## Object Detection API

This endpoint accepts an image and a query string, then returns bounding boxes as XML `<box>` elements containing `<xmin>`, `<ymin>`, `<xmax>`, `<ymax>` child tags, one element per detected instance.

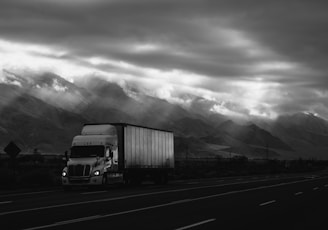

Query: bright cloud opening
<box><xmin>0</xmin><ymin>39</ymin><xmax>96</xmax><ymax>79</ymax></box>
<box><xmin>210</xmin><ymin>103</ymin><xmax>245</xmax><ymax>118</ymax></box>
<box><xmin>132</xmin><ymin>43</ymin><xmax>161</xmax><ymax>53</ymax></box>
<box><xmin>254</xmin><ymin>61</ymin><xmax>295</xmax><ymax>72</ymax></box>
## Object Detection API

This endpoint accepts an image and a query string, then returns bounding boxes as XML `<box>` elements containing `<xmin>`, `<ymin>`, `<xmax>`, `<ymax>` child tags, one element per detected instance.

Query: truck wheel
<box><xmin>130</xmin><ymin>173</ymin><xmax>142</xmax><ymax>185</ymax></box>
<box><xmin>131</xmin><ymin>177</ymin><xmax>142</xmax><ymax>185</ymax></box>
<box><xmin>154</xmin><ymin>174</ymin><xmax>161</xmax><ymax>185</ymax></box>
<box><xmin>154</xmin><ymin>172</ymin><xmax>168</xmax><ymax>185</ymax></box>
<box><xmin>123</xmin><ymin>173</ymin><xmax>132</xmax><ymax>185</ymax></box>
<box><xmin>63</xmin><ymin>185</ymin><xmax>71</xmax><ymax>191</ymax></box>
<box><xmin>123</xmin><ymin>176</ymin><xmax>130</xmax><ymax>185</ymax></box>
<box><xmin>162</xmin><ymin>173</ymin><xmax>168</xmax><ymax>185</ymax></box>
<box><xmin>102</xmin><ymin>174</ymin><xmax>108</xmax><ymax>188</ymax></box>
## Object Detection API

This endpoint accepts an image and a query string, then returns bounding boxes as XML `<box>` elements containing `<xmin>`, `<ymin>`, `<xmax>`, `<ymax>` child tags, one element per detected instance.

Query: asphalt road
<box><xmin>1</xmin><ymin>173</ymin><xmax>328</xmax><ymax>230</ymax></box>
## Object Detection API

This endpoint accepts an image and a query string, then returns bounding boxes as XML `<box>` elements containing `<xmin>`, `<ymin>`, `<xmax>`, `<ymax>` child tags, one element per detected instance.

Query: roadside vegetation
<box><xmin>0</xmin><ymin>153</ymin><xmax>65</xmax><ymax>189</ymax></box>
<box><xmin>174</xmin><ymin>156</ymin><xmax>328</xmax><ymax>180</ymax></box>
<box><xmin>1</xmin><ymin>153</ymin><xmax>328</xmax><ymax>189</ymax></box>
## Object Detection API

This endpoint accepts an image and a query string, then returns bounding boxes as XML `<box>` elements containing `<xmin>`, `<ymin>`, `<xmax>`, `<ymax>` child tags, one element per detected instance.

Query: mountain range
<box><xmin>1</xmin><ymin>70</ymin><xmax>328</xmax><ymax>160</ymax></box>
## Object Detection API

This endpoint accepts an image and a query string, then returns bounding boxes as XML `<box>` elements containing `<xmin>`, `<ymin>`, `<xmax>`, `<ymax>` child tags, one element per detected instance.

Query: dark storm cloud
<box><xmin>0</xmin><ymin>1</ymin><xmax>324</xmax><ymax>69</ymax></box>
<box><xmin>0</xmin><ymin>0</ymin><xmax>264</xmax><ymax>76</ymax></box>
<box><xmin>228</xmin><ymin>1</ymin><xmax>328</xmax><ymax>65</ymax></box>
<box><xmin>1</xmin><ymin>0</ymin><xmax>328</xmax><ymax>119</ymax></box>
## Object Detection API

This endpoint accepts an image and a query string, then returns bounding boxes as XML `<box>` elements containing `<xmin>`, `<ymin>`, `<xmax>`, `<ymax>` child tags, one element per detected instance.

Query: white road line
<box><xmin>24</xmin><ymin>216</ymin><xmax>102</xmax><ymax>230</ymax></box>
<box><xmin>2</xmin><ymin>176</ymin><xmax>326</xmax><ymax>217</ymax></box>
<box><xmin>22</xmin><ymin>179</ymin><xmax>324</xmax><ymax>229</ymax></box>
<box><xmin>169</xmin><ymin>199</ymin><xmax>192</xmax><ymax>205</ymax></box>
<box><xmin>313</xmin><ymin>187</ymin><xmax>319</xmax><ymax>190</ymax></box>
<box><xmin>0</xmin><ymin>201</ymin><xmax>12</xmax><ymax>204</ymax></box>
<box><xmin>55</xmin><ymin>215</ymin><xmax>101</xmax><ymax>225</ymax></box>
<box><xmin>175</xmin><ymin>218</ymin><xmax>216</xmax><ymax>230</ymax></box>
<box><xmin>294</xmin><ymin>192</ymin><xmax>303</xmax><ymax>196</ymax></box>
<box><xmin>0</xmin><ymin>190</ymin><xmax>57</xmax><ymax>198</ymax></box>
<box><xmin>81</xmin><ymin>191</ymin><xmax>107</xmax><ymax>195</ymax></box>
<box><xmin>186</xmin><ymin>182</ymin><xmax>199</xmax><ymax>185</ymax></box>
<box><xmin>25</xmin><ymin>201</ymin><xmax>217</xmax><ymax>230</ymax></box>
<box><xmin>259</xmin><ymin>200</ymin><xmax>276</xmax><ymax>206</ymax></box>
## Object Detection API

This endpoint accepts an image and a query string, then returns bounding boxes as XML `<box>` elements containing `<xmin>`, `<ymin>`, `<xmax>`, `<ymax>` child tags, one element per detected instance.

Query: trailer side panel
<box><xmin>123</xmin><ymin>125</ymin><xmax>174</xmax><ymax>169</ymax></box>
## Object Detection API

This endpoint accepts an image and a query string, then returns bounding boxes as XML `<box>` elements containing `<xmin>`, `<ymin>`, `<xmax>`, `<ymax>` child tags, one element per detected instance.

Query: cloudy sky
<box><xmin>1</xmin><ymin>0</ymin><xmax>328</xmax><ymax>120</ymax></box>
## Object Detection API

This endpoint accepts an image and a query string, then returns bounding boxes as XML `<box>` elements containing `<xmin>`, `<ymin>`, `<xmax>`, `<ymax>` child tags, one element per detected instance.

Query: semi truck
<box><xmin>61</xmin><ymin>123</ymin><xmax>174</xmax><ymax>189</ymax></box>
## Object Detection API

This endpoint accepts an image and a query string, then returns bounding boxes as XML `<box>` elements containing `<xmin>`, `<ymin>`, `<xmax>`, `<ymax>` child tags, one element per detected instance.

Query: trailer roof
<box><xmin>83</xmin><ymin>123</ymin><xmax>173</xmax><ymax>133</ymax></box>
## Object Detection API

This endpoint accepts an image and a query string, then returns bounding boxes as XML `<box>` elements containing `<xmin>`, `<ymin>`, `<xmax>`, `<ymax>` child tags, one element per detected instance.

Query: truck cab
<box><xmin>61</xmin><ymin>124</ymin><xmax>122</xmax><ymax>189</ymax></box>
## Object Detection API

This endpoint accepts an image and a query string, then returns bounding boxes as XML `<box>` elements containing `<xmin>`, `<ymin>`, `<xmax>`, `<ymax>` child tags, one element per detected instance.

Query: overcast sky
<box><xmin>1</xmin><ymin>0</ymin><xmax>328</xmax><ymax>120</ymax></box>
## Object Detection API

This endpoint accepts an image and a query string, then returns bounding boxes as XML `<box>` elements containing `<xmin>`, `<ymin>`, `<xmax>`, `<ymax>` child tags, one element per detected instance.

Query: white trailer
<box><xmin>62</xmin><ymin>123</ymin><xmax>174</xmax><ymax>188</ymax></box>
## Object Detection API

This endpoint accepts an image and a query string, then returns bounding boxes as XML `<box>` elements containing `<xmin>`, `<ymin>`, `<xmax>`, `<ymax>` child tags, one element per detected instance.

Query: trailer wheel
<box><xmin>154</xmin><ymin>174</ymin><xmax>161</xmax><ymax>185</ymax></box>
<box><xmin>154</xmin><ymin>172</ymin><xmax>168</xmax><ymax>185</ymax></box>
<box><xmin>162</xmin><ymin>172</ymin><xmax>168</xmax><ymax>185</ymax></box>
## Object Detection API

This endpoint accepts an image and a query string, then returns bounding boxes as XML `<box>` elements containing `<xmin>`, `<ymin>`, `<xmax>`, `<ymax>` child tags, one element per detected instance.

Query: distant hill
<box><xmin>0</xmin><ymin>85</ymin><xmax>89</xmax><ymax>153</ymax></box>
<box><xmin>267</xmin><ymin>113</ymin><xmax>328</xmax><ymax>159</ymax></box>
<box><xmin>1</xmin><ymin>70</ymin><xmax>328</xmax><ymax>159</ymax></box>
<box><xmin>201</xmin><ymin>120</ymin><xmax>292</xmax><ymax>159</ymax></box>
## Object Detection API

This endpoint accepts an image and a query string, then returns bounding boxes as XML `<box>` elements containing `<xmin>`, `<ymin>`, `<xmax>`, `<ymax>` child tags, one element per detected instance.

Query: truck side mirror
<box><xmin>64</xmin><ymin>151</ymin><xmax>69</xmax><ymax>162</ymax></box>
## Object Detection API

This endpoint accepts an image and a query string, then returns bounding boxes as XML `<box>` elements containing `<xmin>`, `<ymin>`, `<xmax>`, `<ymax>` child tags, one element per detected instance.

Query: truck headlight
<box><xmin>62</xmin><ymin>171</ymin><xmax>67</xmax><ymax>177</ymax></box>
<box><xmin>93</xmin><ymin>170</ymin><xmax>100</xmax><ymax>176</ymax></box>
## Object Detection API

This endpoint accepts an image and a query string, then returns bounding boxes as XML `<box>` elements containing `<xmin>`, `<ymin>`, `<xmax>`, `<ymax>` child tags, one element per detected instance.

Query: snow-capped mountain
<box><xmin>1</xmin><ymin>70</ymin><xmax>327</xmax><ymax>159</ymax></box>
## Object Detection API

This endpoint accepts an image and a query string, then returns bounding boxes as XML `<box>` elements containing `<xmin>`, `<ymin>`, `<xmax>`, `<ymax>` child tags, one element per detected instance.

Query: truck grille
<box><xmin>68</xmin><ymin>165</ymin><xmax>91</xmax><ymax>177</ymax></box>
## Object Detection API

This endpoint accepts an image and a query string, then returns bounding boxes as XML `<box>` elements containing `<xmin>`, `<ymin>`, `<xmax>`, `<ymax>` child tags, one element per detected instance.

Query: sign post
<box><xmin>4</xmin><ymin>141</ymin><xmax>21</xmax><ymax>179</ymax></box>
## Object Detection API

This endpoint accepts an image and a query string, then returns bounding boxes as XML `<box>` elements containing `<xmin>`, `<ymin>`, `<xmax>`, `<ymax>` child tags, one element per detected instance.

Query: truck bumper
<box><xmin>62</xmin><ymin>172</ymin><xmax>123</xmax><ymax>186</ymax></box>
<box><xmin>62</xmin><ymin>175</ymin><xmax>103</xmax><ymax>186</ymax></box>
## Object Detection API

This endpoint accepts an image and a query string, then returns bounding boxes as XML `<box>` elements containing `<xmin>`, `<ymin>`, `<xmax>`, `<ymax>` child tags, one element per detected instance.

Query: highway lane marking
<box><xmin>313</xmin><ymin>187</ymin><xmax>319</xmax><ymax>190</ymax></box>
<box><xmin>55</xmin><ymin>215</ymin><xmax>102</xmax><ymax>225</ymax></box>
<box><xmin>259</xmin><ymin>200</ymin><xmax>276</xmax><ymax>206</ymax></box>
<box><xmin>81</xmin><ymin>191</ymin><xmax>107</xmax><ymax>195</ymax></box>
<box><xmin>175</xmin><ymin>218</ymin><xmax>216</xmax><ymax>230</ymax></box>
<box><xmin>294</xmin><ymin>192</ymin><xmax>303</xmax><ymax>196</ymax></box>
<box><xmin>2</xmin><ymin>176</ymin><xmax>327</xmax><ymax>217</ymax></box>
<box><xmin>0</xmin><ymin>201</ymin><xmax>12</xmax><ymax>204</ymax></box>
<box><xmin>186</xmin><ymin>182</ymin><xmax>199</xmax><ymax>185</ymax></box>
<box><xmin>25</xmin><ymin>201</ymin><xmax>217</xmax><ymax>230</ymax></box>
<box><xmin>24</xmin><ymin>215</ymin><xmax>102</xmax><ymax>230</ymax></box>
<box><xmin>0</xmin><ymin>190</ymin><xmax>57</xmax><ymax>198</ymax></box>
<box><xmin>169</xmin><ymin>199</ymin><xmax>192</xmax><ymax>205</ymax></box>
<box><xmin>21</xmin><ymin>177</ymin><xmax>328</xmax><ymax>230</ymax></box>
<box><xmin>22</xmin><ymin>181</ymin><xmax>296</xmax><ymax>229</ymax></box>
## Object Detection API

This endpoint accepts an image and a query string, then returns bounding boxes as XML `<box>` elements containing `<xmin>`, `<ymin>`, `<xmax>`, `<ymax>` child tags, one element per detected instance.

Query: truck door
<box><xmin>105</xmin><ymin>146</ymin><xmax>118</xmax><ymax>171</ymax></box>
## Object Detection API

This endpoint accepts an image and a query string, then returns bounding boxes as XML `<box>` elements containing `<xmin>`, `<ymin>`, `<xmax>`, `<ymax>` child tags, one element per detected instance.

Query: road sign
<box><xmin>4</xmin><ymin>141</ymin><xmax>21</xmax><ymax>158</ymax></box>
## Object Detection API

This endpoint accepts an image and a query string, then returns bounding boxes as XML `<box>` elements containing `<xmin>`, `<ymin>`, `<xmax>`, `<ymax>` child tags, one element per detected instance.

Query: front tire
<box><xmin>102</xmin><ymin>173</ymin><xmax>108</xmax><ymax>188</ymax></box>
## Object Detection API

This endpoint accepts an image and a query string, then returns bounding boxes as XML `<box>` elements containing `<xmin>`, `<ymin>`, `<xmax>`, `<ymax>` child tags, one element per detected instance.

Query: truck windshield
<box><xmin>70</xmin><ymin>146</ymin><xmax>105</xmax><ymax>158</ymax></box>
